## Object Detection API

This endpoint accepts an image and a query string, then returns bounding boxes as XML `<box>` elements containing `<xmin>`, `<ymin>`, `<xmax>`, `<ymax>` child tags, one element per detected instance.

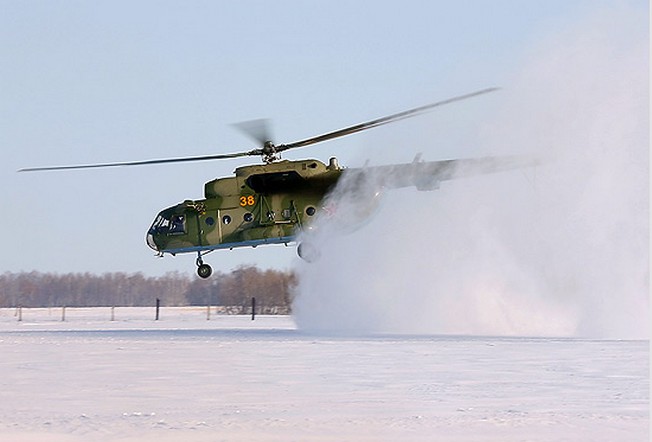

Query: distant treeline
<box><xmin>0</xmin><ymin>266</ymin><xmax>296</xmax><ymax>309</ymax></box>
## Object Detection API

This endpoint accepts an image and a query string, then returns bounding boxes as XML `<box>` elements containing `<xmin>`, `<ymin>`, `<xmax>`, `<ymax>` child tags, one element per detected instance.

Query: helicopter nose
<box><xmin>146</xmin><ymin>231</ymin><xmax>159</xmax><ymax>252</ymax></box>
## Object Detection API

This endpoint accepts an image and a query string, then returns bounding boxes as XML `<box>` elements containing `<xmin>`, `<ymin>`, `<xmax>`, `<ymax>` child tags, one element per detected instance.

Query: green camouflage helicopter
<box><xmin>21</xmin><ymin>88</ymin><xmax>535</xmax><ymax>278</ymax></box>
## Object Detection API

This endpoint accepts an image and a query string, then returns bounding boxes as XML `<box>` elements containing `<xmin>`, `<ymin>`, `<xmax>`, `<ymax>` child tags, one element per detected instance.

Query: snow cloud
<box><xmin>292</xmin><ymin>7</ymin><xmax>649</xmax><ymax>339</ymax></box>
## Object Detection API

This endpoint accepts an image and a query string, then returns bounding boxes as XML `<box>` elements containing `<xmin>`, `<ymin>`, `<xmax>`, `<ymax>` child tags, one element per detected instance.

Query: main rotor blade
<box><xmin>277</xmin><ymin>87</ymin><xmax>499</xmax><ymax>152</ymax></box>
<box><xmin>18</xmin><ymin>150</ymin><xmax>261</xmax><ymax>172</ymax></box>
<box><xmin>232</xmin><ymin>118</ymin><xmax>273</xmax><ymax>146</ymax></box>
<box><xmin>19</xmin><ymin>87</ymin><xmax>500</xmax><ymax>172</ymax></box>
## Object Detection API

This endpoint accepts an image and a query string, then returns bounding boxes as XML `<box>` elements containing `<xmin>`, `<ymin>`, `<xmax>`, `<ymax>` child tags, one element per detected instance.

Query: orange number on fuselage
<box><xmin>239</xmin><ymin>195</ymin><xmax>255</xmax><ymax>207</ymax></box>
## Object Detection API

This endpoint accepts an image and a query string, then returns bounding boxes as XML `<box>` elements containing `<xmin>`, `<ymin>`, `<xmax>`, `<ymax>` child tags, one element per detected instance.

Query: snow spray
<box><xmin>292</xmin><ymin>8</ymin><xmax>648</xmax><ymax>338</ymax></box>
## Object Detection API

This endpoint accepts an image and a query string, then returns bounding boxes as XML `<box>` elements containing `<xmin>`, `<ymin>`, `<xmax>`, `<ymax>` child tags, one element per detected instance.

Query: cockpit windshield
<box><xmin>148</xmin><ymin>213</ymin><xmax>187</xmax><ymax>235</ymax></box>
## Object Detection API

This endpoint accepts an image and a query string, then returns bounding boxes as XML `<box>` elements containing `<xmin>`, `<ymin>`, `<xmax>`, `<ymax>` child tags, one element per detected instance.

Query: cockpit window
<box><xmin>169</xmin><ymin>215</ymin><xmax>186</xmax><ymax>234</ymax></box>
<box><xmin>149</xmin><ymin>214</ymin><xmax>187</xmax><ymax>235</ymax></box>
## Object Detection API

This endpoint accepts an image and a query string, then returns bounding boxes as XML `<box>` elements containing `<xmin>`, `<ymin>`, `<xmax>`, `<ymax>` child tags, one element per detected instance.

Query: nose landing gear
<box><xmin>196</xmin><ymin>254</ymin><xmax>213</xmax><ymax>279</ymax></box>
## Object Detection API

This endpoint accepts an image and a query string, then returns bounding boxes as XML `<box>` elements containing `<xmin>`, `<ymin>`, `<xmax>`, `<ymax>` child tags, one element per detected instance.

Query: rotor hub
<box><xmin>262</xmin><ymin>141</ymin><xmax>279</xmax><ymax>163</ymax></box>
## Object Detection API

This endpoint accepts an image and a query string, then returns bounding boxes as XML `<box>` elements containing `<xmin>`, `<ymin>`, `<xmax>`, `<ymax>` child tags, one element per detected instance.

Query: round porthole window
<box><xmin>222</xmin><ymin>215</ymin><xmax>231</xmax><ymax>225</ymax></box>
<box><xmin>306</xmin><ymin>206</ymin><xmax>316</xmax><ymax>216</ymax></box>
<box><xmin>244</xmin><ymin>212</ymin><xmax>254</xmax><ymax>222</ymax></box>
<box><xmin>205</xmin><ymin>217</ymin><xmax>215</xmax><ymax>226</ymax></box>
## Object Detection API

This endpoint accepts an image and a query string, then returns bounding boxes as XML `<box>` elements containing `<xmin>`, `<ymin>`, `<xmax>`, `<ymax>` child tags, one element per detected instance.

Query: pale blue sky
<box><xmin>0</xmin><ymin>0</ymin><xmax>646</xmax><ymax>276</ymax></box>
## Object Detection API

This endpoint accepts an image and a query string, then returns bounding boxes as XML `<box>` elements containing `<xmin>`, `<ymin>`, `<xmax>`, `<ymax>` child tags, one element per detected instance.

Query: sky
<box><xmin>0</xmin><ymin>0</ymin><xmax>648</xmax><ymax>277</ymax></box>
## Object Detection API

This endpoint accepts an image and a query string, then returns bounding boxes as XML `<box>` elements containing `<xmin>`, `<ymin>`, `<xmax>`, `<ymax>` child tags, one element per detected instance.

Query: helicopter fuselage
<box><xmin>146</xmin><ymin>158</ymin><xmax>342</xmax><ymax>259</ymax></box>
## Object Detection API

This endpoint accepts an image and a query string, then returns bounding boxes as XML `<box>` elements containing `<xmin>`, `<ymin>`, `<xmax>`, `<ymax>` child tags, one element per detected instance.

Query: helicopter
<box><xmin>20</xmin><ymin>88</ymin><xmax>536</xmax><ymax>278</ymax></box>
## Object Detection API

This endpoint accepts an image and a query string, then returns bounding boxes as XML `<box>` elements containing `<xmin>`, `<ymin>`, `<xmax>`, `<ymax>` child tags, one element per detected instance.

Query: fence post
<box><xmin>111</xmin><ymin>306</ymin><xmax>115</xmax><ymax>321</ymax></box>
<box><xmin>17</xmin><ymin>306</ymin><xmax>22</xmax><ymax>322</ymax></box>
<box><xmin>251</xmin><ymin>297</ymin><xmax>256</xmax><ymax>321</ymax></box>
<box><xmin>61</xmin><ymin>306</ymin><xmax>66</xmax><ymax>322</ymax></box>
<box><xmin>155</xmin><ymin>298</ymin><xmax>160</xmax><ymax>320</ymax></box>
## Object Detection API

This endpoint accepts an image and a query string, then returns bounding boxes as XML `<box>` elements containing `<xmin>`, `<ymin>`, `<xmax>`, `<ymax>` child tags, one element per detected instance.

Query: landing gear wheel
<box><xmin>297</xmin><ymin>242</ymin><xmax>320</xmax><ymax>263</ymax></box>
<box><xmin>197</xmin><ymin>263</ymin><xmax>213</xmax><ymax>279</ymax></box>
<box><xmin>196</xmin><ymin>254</ymin><xmax>213</xmax><ymax>279</ymax></box>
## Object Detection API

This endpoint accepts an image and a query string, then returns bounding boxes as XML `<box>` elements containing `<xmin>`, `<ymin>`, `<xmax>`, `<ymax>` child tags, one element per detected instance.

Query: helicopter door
<box><xmin>182</xmin><ymin>211</ymin><xmax>202</xmax><ymax>247</ymax></box>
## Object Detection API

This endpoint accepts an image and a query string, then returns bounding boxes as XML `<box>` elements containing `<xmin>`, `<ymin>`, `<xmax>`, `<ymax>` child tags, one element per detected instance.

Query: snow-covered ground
<box><xmin>0</xmin><ymin>308</ymin><xmax>648</xmax><ymax>441</ymax></box>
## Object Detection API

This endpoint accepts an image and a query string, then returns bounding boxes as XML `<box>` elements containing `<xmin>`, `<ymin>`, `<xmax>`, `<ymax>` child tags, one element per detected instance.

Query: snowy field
<box><xmin>0</xmin><ymin>307</ymin><xmax>648</xmax><ymax>442</ymax></box>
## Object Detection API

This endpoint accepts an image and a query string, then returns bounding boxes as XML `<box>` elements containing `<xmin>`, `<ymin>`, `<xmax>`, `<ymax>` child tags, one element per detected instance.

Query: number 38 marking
<box><xmin>239</xmin><ymin>195</ymin><xmax>255</xmax><ymax>207</ymax></box>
